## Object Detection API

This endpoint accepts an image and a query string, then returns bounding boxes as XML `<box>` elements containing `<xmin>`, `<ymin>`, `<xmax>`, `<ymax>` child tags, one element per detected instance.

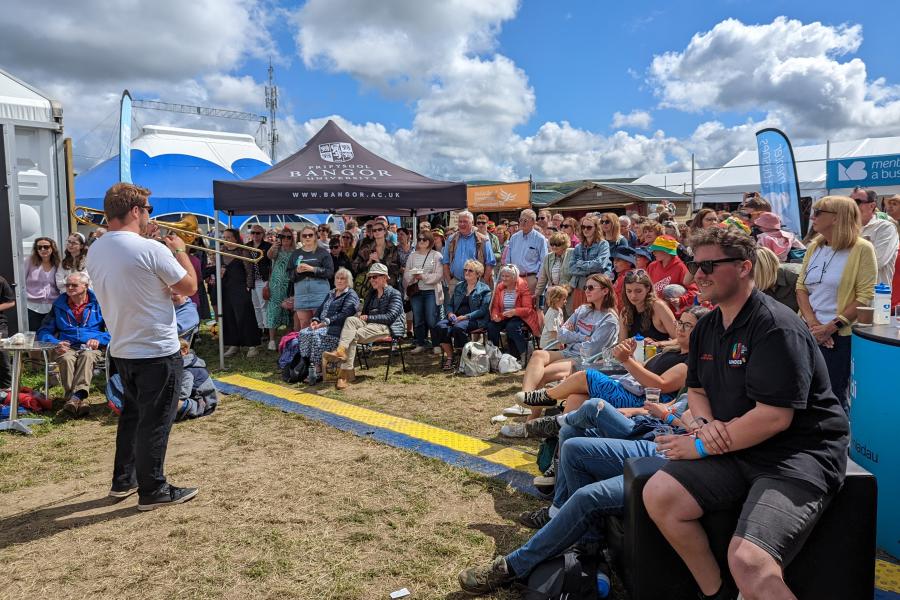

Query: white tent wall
<box><xmin>692</xmin><ymin>135</ymin><xmax>900</xmax><ymax>205</ymax></box>
<box><xmin>0</xmin><ymin>69</ymin><xmax>68</xmax><ymax>334</ymax></box>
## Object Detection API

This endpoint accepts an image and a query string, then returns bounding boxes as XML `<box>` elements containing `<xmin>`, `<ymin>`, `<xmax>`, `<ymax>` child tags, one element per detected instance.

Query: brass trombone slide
<box><xmin>72</xmin><ymin>205</ymin><xmax>264</xmax><ymax>263</ymax></box>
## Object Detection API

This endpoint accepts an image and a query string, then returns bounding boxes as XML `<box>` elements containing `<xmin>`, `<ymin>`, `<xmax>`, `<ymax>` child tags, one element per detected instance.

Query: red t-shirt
<box><xmin>68</xmin><ymin>296</ymin><xmax>90</xmax><ymax>324</ymax></box>
<box><xmin>647</xmin><ymin>256</ymin><xmax>689</xmax><ymax>293</ymax></box>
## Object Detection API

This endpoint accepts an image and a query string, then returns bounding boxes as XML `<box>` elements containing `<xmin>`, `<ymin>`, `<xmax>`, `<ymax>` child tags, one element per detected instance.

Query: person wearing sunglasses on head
<box><xmin>796</xmin><ymin>196</ymin><xmax>876</xmax><ymax>412</ymax></box>
<box><xmin>851</xmin><ymin>187</ymin><xmax>898</xmax><ymax>286</ymax></box>
<box><xmin>87</xmin><ymin>182</ymin><xmax>199</xmax><ymax>510</ymax></box>
<box><xmin>36</xmin><ymin>272</ymin><xmax>109</xmax><ymax>417</ymax></box>
<box><xmin>264</xmin><ymin>227</ymin><xmax>296</xmax><ymax>349</ymax></box>
<box><xmin>24</xmin><ymin>236</ymin><xmax>61</xmax><ymax>331</ymax></box>
<box><xmin>642</xmin><ymin>225</ymin><xmax>850</xmax><ymax>600</ymax></box>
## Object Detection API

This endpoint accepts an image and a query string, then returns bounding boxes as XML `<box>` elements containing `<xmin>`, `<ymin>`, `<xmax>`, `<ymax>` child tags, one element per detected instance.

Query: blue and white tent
<box><xmin>75</xmin><ymin>124</ymin><xmax>328</xmax><ymax>228</ymax></box>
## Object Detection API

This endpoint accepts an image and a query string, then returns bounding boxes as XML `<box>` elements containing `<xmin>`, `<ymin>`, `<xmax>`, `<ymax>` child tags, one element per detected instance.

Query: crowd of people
<box><xmin>2</xmin><ymin>183</ymin><xmax>898</xmax><ymax>597</ymax></box>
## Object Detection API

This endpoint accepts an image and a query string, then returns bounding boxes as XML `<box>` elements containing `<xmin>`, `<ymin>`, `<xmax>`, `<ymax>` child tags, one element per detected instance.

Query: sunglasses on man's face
<box><xmin>136</xmin><ymin>204</ymin><xmax>153</xmax><ymax>215</ymax></box>
<box><xmin>251</xmin><ymin>230</ymin><xmax>264</xmax><ymax>235</ymax></box>
<box><xmin>64</xmin><ymin>283</ymin><xmax>83</xmax><ymax>288</ymax></box>
<box><xmin>476</xmin><ymin>220</ymin><xmax>488</xmax><ymax>225</ymax></box>
<box><xmin>686</xmin><ymin>257</ymin><xmax>743</xmax><ymax>276</ymax></box>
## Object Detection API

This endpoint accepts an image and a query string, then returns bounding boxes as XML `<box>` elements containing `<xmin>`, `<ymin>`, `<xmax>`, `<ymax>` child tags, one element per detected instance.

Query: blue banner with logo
<box><xmin>826</xmin><ymin>153</ymin><xmax>900</xmax><ymax>189</ymax></box>
<box><xmin>119</xmin><ymin>90</ymin><xmax>132</xmax><ymax>183</ymax></box>
<box><xmin>755</xmin><ymin>128</ymin><xmax>802</xmax><ymax>234</ymax></box>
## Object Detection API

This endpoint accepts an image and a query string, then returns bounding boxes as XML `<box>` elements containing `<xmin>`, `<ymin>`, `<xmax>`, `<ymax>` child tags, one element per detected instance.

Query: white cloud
<box><xmin>648</xmin><ymin>16</ymin><xmax>900</xmax><ymax>140</ymax></box>
<box><xmin>611</xmin><ymin>110</ymin><xmax>653</xmax><ymax>130</ymax></box>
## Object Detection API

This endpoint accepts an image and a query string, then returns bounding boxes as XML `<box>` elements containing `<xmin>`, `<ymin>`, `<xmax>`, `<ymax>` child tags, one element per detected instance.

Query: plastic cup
<box><xmin>644</xmin><ymin>387</ymin><xmax>661</xmax><ymax>403</ymax></box>
<box><xmin>23</xmin><ymin>331</ymin><xmax>36</xmax><ymax>347</ymax></box>
<box><xmin>857</xmin><ymin>307</ymin><xmax>874</xmax><ymax>326</ymax></box>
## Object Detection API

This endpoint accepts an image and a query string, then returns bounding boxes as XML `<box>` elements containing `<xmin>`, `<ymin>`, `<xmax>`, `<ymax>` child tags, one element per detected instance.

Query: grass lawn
<box><xmin>0</xmin><ymin>336</ymin><xmax>628</xmax><ymax>599</ymax></box>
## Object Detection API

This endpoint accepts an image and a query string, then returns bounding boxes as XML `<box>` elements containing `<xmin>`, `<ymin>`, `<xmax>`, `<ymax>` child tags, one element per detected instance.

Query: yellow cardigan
<box><xmin>796</xmin><ymin>236</ymin><xmax>877</xmax><ymax>336</ymax></box>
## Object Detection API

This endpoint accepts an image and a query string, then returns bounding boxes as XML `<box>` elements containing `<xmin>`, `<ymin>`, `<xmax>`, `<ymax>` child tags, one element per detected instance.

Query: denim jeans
<box><xmin>434</xmin><ymin>318</ymin><xmax>476</xmax><ymax>348</ymax></box>
<box><xmin>112</xmin><ymin>352</ymin><xmax>183</xmax><ymax>496</ymax></box>
<box><xmin>409</xmin><ymin>290</ymin><xmax>439</xmax><ymax>347</ymax></box>
<box><xmin>819</xmin><ymin>334</ymin><xmax>851</xmax><ymax>413</ymax></box>
<box><xmin>505</xmin><ymin>436</ymin><xmax>660</xmax><ymax>577</ymax></box>
<box><xmin>487</xmin><ymin>317</ymin><xmax>528</xmax><ymax>358</ymax></box>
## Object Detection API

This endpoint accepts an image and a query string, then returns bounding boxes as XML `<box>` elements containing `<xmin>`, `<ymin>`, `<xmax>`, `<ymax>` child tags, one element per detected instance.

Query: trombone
<box><xmin>72</xmin><ymin>205</ymin><xmax>264</xmax><ymax>263</ymax></box>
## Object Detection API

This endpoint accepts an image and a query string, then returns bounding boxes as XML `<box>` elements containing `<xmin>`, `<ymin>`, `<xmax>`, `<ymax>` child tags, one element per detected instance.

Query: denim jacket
<box><xmin>568</xmin><ymin>240</ymin><xmax>612</xmax><ymax>288</ymax></box>
<box><xmin>447</xmin><ymin>280</ymin><xmax>492</xmax><ymax>329</ymax></box>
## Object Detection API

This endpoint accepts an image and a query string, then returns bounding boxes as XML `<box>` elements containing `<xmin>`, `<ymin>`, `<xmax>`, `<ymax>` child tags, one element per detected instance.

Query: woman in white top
<box><xmin>796</xmin><ymin>195</ymin><xmax>877</xmax><ymax>411</ymax></box>
<box><xmin>56</xmin><ymin>232</ymin><xmax>89</xmax><ymax>293</ymax></box>
<box><xmin>403</xmin><ymin>230</ymin><xmax>444</xmax><ymax>353</ymax></box>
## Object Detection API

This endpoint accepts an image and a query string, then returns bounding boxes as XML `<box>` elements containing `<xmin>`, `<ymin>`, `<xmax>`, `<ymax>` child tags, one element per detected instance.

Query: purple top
<box><xmin>24</xmin><ymin>261</ymin><xmax>59</xmax><ymax>305</ymax></box>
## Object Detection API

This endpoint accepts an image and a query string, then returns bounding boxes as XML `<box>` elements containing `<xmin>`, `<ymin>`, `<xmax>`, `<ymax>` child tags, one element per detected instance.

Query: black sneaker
<box><xmin>525</xmin><ymin>414</ymin><xmax>562</xmax><ymax>438</ymax></box>
<box><xmin>514</xmin><ymin>388</ymin><xmax>556</xmax><ymax>407</ymax></box>
<box><xmin>108</xmin><ymin>485</ymin><xmax>138</xmax><ymax>499</ymax></box>
<box><xmin>458</xmin><ymin>556</ymin><xmax>515</xmax><ymax>595</ymax></box>
<box><xmin>518</xmin><ymin>506</ymin><xmax>552</xmax><ymax>529</ymax></box>
<box><xmin>137</xmin><ymin>485</ymin><xmax>199</xmax><ymax>511</ymax></box>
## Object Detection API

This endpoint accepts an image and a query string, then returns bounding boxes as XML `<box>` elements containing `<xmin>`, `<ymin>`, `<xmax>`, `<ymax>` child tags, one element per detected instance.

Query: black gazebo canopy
<box><xmin>213</xmin><ymin>119</ymin><xmax>466</xmax><ymax>216</ymax></box>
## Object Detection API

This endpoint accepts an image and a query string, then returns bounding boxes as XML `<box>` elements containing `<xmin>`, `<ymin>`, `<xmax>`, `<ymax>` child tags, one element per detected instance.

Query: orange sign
<box><xmin>466</xmin><ymin>181</ymin><xmax>531</xmax><ymax>211</ymax></box>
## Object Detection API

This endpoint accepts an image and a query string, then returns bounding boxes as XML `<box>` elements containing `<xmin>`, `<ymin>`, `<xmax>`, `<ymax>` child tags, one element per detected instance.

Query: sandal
<box><xmin>442</xmin><ymin>356</ymin><xmax>454</xmax><ymax>371</ymax></box>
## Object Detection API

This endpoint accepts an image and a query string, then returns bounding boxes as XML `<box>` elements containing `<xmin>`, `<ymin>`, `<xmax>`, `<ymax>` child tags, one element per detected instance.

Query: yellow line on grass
<box><xmin>219</xmin><ymin>374</ymin><xmax>541</xmax><ymax>476</ymax></box>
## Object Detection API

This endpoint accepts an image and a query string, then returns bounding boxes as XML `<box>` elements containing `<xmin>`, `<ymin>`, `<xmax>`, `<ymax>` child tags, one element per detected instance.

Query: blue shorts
<box><xmin>584</xmin><ymin>370</ymin><xmax>645</xmax><ymax>408</ymax></box>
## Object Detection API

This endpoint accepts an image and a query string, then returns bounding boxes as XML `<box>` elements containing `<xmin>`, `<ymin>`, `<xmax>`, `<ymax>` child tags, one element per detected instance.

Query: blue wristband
<box><xmin>694</xmin><ymin>436</ymin><xmax>708</xmax><ymax>458</ymax></box>
<box><xmin>665</xmin><ymin>413</ymin><xmax>676</xmax><ymax>425</ymax></box>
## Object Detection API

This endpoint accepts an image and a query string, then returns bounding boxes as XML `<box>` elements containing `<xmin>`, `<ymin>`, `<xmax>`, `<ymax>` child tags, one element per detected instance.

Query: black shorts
<box><xmin>662</xmin><ymin>455</ymin><xmax>833</xmax><ymax>565</ymax></box>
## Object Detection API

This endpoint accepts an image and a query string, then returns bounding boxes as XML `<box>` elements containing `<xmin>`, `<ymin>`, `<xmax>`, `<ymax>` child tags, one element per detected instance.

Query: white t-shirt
<box><xmin>804</xmin><ymin>245</ymin><xmax>850</xmax><ymax>324</ymax></box>
<box><xmin>540</xmin><ymin>306</ymin><xmax>564</xmax><ymax>349</ymax></box>
<box><xmin>87</xmin><ymin>231</ymin><xmax>187</xmax><ymax>359</ymax></box>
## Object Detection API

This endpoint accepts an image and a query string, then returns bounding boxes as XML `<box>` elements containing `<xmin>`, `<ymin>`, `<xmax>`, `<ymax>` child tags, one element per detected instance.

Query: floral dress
<box><xmin>266</xmin><ymin>250</ymin><xmax>293</xmax><ymax>329</ymax></box>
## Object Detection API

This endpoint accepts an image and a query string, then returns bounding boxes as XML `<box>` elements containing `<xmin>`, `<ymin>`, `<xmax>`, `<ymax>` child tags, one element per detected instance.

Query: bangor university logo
<box><xmin>319</xmin><ymin>142</ymin><xmax>354</xmax><ymax>163</ymax></box>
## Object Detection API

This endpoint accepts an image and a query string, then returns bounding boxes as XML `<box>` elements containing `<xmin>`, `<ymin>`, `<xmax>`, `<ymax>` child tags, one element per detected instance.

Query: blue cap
<box><xmin>611</xmin><ymin>246</ymin><xmax>637</xmax><ymax>266</ymax></box>
<box><xmin>634</xmin><ymin>246</ymin><xmax>653</xmax><ymax>262</ymax></box>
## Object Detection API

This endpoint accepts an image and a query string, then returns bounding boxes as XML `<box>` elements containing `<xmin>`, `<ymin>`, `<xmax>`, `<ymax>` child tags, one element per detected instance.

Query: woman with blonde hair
<box><xmin>796</xmin><ymin>195</ymin><xmax>877</xmax><ymax>411</ymax></box>
<box><xmin>567</xmin><ymin>214</ymin><xmax>611</xmax><ymax>307</ymax></box>
<box><xmin>598</xmin><ymin>212</ymin><xmax>626</xmax><ymax>254</ymax></box>
<box><xmin>754</xmin><ymin>246</ymin><xmax>801</xmax><ymax>312</ymax></box>
<box><xmin>535</xmin><ymin>231</ymin><xmax>573</xmax><ymax>307</ymax></box>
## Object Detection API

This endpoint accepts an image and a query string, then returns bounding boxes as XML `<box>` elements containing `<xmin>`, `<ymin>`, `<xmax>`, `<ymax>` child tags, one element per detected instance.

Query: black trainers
<box><xmin>514</xmin><ymin>388</ymin><xmax>555</xmax><ymax>407</ymax></box>
<box><xmin>458</xmin><ymin>556</ymin><xmax>515</xmax><ymax>595</ymax></box>
<box><xmin>137</xmin><ymin>485</ymin><xmax>199</xmax><ymax>511</ymax></box>
<box><xmin>525</xmin><ymin>414</ymin><xmax>562</xmax><ymax>438</ymax></box>
<box><xmin>108</xmin><ymin>485</ymin><xmax>138</xmax><ymax>499</ymax></box>
<box><xmin>518</xmin><ymin>506</ymin><xmax>552</xmax><ymax>530</ymax></box>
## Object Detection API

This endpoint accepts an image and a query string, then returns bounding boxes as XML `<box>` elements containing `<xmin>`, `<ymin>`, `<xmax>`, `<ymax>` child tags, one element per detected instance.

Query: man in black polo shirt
<box><xmin>643</xmin><ymin>227</ymin><xmax>849</xmax><ymax>600</ymax></box>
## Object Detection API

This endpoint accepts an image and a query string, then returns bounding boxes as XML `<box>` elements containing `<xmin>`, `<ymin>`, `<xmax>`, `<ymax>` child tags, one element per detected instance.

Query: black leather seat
<box><xmin>606</xmin><ymin>457</ymin><xmax>877</xmax><ymax>600</ymax></box>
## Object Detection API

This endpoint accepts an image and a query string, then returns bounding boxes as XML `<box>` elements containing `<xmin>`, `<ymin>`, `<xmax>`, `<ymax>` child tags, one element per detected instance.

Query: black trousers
<box><xmin>819</xmin><ymin>333</ymin><xmax>851</xmax><ymax>413</ymax></box>
<box><xmin>111</xmin><ymin>352</ymin><xmax>182</xmax><ymax>495</ymax></box>
<box><xmin>0</xmin><ymin>326</ymin><xmax>10</xmax><ymax>390</ymax></box>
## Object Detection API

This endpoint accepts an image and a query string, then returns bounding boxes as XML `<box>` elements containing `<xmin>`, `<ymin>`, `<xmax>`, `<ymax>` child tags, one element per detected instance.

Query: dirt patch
<box><xmin>0</xmin><ymin>396</ymin><xmax>543</xmax><ymax>599</ymax></box>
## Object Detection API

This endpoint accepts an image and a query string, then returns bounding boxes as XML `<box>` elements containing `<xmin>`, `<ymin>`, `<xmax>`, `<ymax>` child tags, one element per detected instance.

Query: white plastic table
<box><xmin>1</xmin><ymin>340</ymin><xmax>55</xmax><ymax>435</ymax></box>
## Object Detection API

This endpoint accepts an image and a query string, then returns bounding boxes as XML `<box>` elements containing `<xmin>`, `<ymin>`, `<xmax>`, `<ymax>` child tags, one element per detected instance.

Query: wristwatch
<box><xmin>831</xmin><ymin>317</ymin><xmax>844</xmax><ymax>330</ymax></box>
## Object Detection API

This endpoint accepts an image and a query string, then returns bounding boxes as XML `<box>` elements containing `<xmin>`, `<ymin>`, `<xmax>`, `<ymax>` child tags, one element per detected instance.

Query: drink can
<box><xmin>645</xmin><ymin>344</ymin><xmax>657</xmax><ymax>359</ymax></box>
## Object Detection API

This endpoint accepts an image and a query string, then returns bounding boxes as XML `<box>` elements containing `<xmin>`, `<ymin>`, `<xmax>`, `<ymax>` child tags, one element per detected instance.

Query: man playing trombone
<box><xmin>87</xmin><ymin>182</ymin><xmax>200</xmax><ymax>510</ymax></box>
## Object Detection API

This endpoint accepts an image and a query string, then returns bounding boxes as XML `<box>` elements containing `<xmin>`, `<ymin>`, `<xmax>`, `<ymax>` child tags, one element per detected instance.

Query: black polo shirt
<box><xmin>687</xmin><ymin>289</ymin><xmax>849</xmax><ymax>494</ymax></box>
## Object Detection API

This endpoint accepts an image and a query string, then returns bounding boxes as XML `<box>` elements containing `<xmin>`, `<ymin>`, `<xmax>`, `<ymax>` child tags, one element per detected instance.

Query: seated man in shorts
<box><xmin>643</xmin><ymin>227</ymin><xmax>849</xmax><ymax>600</ymax></box>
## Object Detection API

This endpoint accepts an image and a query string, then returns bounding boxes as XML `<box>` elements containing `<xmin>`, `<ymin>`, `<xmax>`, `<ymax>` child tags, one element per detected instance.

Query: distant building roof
<box><xmin>531</xmin><ymin>188</ymin><xmax>566</xmax><ymax>207</ymax></box>
<box><xmin>589</xmin><ymin>181</ymin><xmax>689</xmax><ymax>200</ymax></box>
<box><xmin>547</xmin><ymin>181</ymin><xmax>689</xmax><ymax>211</ymax></box>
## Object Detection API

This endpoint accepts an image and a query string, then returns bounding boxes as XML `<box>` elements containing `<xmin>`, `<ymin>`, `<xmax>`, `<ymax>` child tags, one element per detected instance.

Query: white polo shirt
<box><xmin>87</xmin><ymin>231</ymin><xmax>187</xmax><ymax>359</ymax></box>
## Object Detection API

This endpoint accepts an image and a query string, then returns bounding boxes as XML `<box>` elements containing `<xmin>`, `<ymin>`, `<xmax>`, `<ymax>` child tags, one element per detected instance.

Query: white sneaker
<box><xmin>502</xmin><ymin>404</ymin><xmax>531</xmax><ymax>417</ymax></box>
<box><xmin>500</xmin><ymin>422</ymin><xmax>528</xmax><ymax>438</ymax></box>
<box><xmin>267</xmin><ymin>340</ymin><xmax>277</xmax><ymax>351</ymax></box>
<box><xmin>410</xmin><ymin>345</ymin><xmax>426</xmax><ymax>355</ymax></box>
<box><xmin>224</xmin><ymin>346</ymin><xmax>239</xmax><ymax>357</ymax></box>
<box><xmin>433</xmin><ymin>346</ymin><xmax>442</xmax><ymax>355</ymax></box>
<box><xmin>246</xmin><ymin>346</ymin><xmax>260</xmax><ymax>358</ymax></box>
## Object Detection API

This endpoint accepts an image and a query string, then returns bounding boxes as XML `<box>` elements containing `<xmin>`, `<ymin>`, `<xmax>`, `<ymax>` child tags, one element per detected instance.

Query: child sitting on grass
<box><xmin>176</xmin><ymin>339</ymin><xmax>219</xmax><ymax>421</ymax></box>
<box><xmin>540</xmin><ymin>285</ymin><xmax>568</xmax><ymax>349</ymax></box>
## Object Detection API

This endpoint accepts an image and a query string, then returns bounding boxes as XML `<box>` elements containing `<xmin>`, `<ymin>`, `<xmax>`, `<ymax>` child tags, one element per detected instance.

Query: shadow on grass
<box><xmin>0</xmin><ymin>494</ymin><xmax>137</xmax><ymax>549</ymax></box>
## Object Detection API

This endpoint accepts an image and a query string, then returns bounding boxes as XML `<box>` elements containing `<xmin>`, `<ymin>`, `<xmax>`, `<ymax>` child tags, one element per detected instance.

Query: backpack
<box><xmin>458</xmin><ymin>341</ymin><xmax>490</xmax><ymax>376</ymax></box>
<box><xmin>522</xmin><ymin>550</ymin><xmax>600</xmax><ymax>600</ymax></box>
<box><xmin>282</xmin><ymin>353</ymin><xmax>310</xmax><ymax>383</ymax></box>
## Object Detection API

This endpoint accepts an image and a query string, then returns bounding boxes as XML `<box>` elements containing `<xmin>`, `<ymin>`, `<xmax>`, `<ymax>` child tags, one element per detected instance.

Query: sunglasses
<box><xmin>812</xmin><ymin>208</ymin><xmax>835</xmax><ymax>217</ymax></box>
<box><xmin>562</xmin><ymin>224</ymin><xmax>573</xmax><ymax>229</ymax></box>
<box><xmin>329</xmin><ymin>245</ymin><xmax>340</xmax><ymax>249</ymax></box>
<box><xmin>581</xmin><ymin>225</ymin><xmax>595</xmax><ymax>230</ymax></box>
<box><xmin>300</xmin><ymin>233</ymin><xmax>315</xmax><ymax>238</ymax></box>
<box><xmin>476</xmin><ymin>221</ymin><xmax>488</xmax><ymax>225</ymax></box>
<box><xmin>138</xmin><ymin>204</ymin><xmax>153</xmax><ymax>214</ymax></box>
<box><xmin>623</xmin><ymin>268</ymin><xmax>648</xmax><ymax>278</ymax></box>
<box><xmin>36</xmin><ymin>244</ymin><xmax>52</xmax><ymax>250</ymax></box>
<box><xmin>278</xmin><ymin>234</ymin><xmax>293</xmax><ymax>239</ymax></box>
<box><xmin>417</xmin><ymin>237</ymin><xmax>430</xmax><ymax>243</ymax></box>
<box><xmin>550</xmin><ymin>242</ymin><xmax>565</xmax><ymax>247</ymax></box>
<box><xmin>600</xmin><ymin>220</ymin><xmax>611</xmax><ymax>225</ymax></box>
<box><xmin>686</xmin><ymin>257</ymin><xmax>743</xmax><ymax>275</ymax></box>
<box><xmin>372</xmin><ymin>227</ymin><xmax>386</xmax><ymax>232</ymax></box>
<box><xmin>853</xmin><ymin>198</ymin><xmax>874</xmax><ymax>205</ymax></box>
<box><xmin>64</xmin><ymin>282</ymin><xmax>83</xmax><ymax>288</ymax></box>
<box><xmin>584</xmin><ymin>284</ymin><xmax>603</xmax><ymax>291</ymax></box>
<box><xmin>251</xmin><ymin>230</ymin><xmax>264</xmax><ymax>235</ymax></box>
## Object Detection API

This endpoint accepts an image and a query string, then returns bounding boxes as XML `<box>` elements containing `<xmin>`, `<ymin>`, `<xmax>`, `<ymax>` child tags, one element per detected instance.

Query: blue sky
<box><xmin>5</xmin><ymin>1</ymin><xmax>900</xmax><ymax>180</ymax></box>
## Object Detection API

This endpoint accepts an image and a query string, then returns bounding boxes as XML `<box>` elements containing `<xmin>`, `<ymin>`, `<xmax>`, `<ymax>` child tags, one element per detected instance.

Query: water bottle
<box><xmin>633</xmin><ymin>334</ymin><xmax>645</xmax><ymax>363</ymax></box>
<box><xmin>596</xmin><ymin>563</ymin><xmax>611</xmax><ymax>598</ymax></box>
<box><xmin>874</xmin><ymin>283</ymin><xmax>892</xmax><ymax>325</ymax></box>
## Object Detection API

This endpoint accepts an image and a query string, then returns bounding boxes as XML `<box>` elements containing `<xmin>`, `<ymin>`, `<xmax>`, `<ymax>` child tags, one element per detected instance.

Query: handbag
<box><xmin>262</xmin><ymin>283</ymin><xmax>271</xmax><ymax>301</ymax></box>
<box><xmin>405</xmin><ymin>252</ymin><xmax>430</xmax><ymax>298</ymax></box>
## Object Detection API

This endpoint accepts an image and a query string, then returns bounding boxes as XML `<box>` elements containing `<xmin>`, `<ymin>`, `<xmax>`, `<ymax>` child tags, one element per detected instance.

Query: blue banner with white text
<box><xmin>755</xmin><ymin>128</ymin><xmax>802</xmax><ymax>234</ymax></box>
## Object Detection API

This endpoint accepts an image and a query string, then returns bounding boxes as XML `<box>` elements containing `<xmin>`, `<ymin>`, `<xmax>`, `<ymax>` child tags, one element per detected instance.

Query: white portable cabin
<box><xmin>0</xmin><ymin>68</ymin><xmax>69</xmax><ymax>333</ymax></box>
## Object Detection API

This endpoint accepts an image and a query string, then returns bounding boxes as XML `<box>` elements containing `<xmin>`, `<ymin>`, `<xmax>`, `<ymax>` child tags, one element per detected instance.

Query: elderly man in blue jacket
<box><xmin>37</xmin><ymin>271</ymin><xmax>110</xmax><ymax>416</ymax></box>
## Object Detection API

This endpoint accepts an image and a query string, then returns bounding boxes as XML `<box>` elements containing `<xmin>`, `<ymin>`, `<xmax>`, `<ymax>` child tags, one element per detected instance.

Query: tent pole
<box><xmin>215</xmin><ymin>209</ymin><xmax>225</xmax><ymax>370</ymax></box>
<box><xmin>412</xmin><ymin>209</ymin><xmax>417</xmax><ymax>237</ymax></box>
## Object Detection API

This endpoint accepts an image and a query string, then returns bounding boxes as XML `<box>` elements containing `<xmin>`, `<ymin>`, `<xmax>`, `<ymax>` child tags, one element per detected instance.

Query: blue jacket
<box><xmin>569</xmin><ymin>240</ymin><xmax>612</xmax><ymax>288</ymax></box>
<box><xmin>362</xmin><ymin>285</ymin><xmax>407</xmax><ymax>338</ymax></box>
<box><xmin>446</xmin><ymin>280</ymin><xmax>492</xmax><ymax>329</ymax></box>
<box><xmin>313</xmin><ymin>288</ymin><xmax>361</xmax><ymax>337</ymax></box>
<box><xmin>37</xmin><ymin>290</ymin><xmax>110</xmax><ymax>347</ymax></box>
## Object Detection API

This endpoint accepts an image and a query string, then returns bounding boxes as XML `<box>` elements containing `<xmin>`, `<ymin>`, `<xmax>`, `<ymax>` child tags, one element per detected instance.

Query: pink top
<box><xmin>24</xmin><ymin>261</ymin><xmax>59</xmax><ymax>310</ymax></box>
